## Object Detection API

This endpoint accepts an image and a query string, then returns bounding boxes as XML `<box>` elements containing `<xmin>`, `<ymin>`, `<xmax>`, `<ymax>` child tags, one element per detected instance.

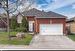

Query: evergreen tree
<box><xmin>10</xmin><ymin>16</ymin><xmax>18</xmax><ymax>29</ymax></box>
<box><xmin>21</xmin><ymin>17</ymin><xmax>28</xmax><ymax>32</ymax></box>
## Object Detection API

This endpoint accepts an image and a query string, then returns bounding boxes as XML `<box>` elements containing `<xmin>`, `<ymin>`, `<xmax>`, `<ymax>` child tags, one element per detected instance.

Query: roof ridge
<box><xmin>47</xmin><ymin>11</ymin><xmax>67</xmax><ymax>17</ymax></box>
<box><xmin>22</xmin><ymin>8</ymin><xmax>66</xmax><ymax>18</ymax></box>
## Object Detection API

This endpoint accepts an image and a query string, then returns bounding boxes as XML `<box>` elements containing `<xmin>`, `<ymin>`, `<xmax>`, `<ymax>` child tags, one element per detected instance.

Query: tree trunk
<box><xmin>6</xmin><ymin>0</ymin><xmax>10</xmax><ymax>40</ymax></box>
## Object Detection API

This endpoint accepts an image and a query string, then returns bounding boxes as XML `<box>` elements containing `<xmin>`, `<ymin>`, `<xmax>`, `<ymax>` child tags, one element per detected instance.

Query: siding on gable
<box><xmin>69</xmin><ymin>22</ymin><xmax>75</xmax><ymax>33</ymax></box>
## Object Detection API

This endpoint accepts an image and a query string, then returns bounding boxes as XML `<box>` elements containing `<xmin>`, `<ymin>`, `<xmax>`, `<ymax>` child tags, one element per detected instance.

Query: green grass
<box><xmin>68</xmin><ymin>34</ymin><xmax>75</xmax><ymax>41</ymax></box>
<box><xmin>0</xmin><ymin>32</ymin><xmax>33</xmax><ymax>45</ymax></box>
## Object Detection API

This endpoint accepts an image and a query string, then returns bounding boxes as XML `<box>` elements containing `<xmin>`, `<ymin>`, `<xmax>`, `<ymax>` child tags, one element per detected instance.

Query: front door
<box><xmin>29</xmin><ymin>21</ymin><xmax>34</xmax><ymax>32</ymax></box>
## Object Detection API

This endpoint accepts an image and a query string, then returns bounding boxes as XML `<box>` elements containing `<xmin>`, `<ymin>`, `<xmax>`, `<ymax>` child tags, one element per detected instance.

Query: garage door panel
<box><xmin>40</xmin><ymin>24</ymin><xmax>63</xmax><ymax>35</ymax></box>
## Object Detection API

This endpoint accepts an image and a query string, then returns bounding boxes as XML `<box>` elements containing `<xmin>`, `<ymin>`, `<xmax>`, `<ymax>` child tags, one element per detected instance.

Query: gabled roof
<box><xmin>47</xmin><ymin>11</ymin><xmax>66</xmax><ymax>17</ymax></box>
<box><xmin>22</xmin><ymin>8</ymin><xmax>66</xmax><ymax>18</ymax></box>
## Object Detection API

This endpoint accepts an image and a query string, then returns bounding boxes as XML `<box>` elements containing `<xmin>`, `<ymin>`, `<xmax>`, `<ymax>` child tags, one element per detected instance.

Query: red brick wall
<box><xmin>26</xmin><ymin>16</ymin><xmax>35</xmax><ymax>32</ymax></box>
<box><xmin>26</xmin><ymin>16</ymin><xmax>35</xmax><ymax>21</ymax></box>
<box><xmin>35</xmin><ymin>18</ymin><xmax>66</xmax><ymax>35</ymax></box>
<box><xmin>26</xmin><ymin>16</ymin><xmax>66</xmax><ymax>35</ymax></box>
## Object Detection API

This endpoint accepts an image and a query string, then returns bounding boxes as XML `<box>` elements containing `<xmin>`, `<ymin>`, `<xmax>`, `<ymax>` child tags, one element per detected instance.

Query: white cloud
<box><xmin>9</xmin><ymin>0</ymin><xmax>36</xmax><ymax>14</ymax></box>
<box><xmin>65</xmin><ymin>14</ymin><xmax>75</xmax><ymax>18</ymax></box>
<box><xmin>72</xmin><ymin>4</ymin><xmax>75</xmax><ymax>9</ymax></box>
<box><xmin>35</xmin><ymin>0</ymin><xmax>75</xmax><ymax>11</ymax></box>
<box><xmin>54</xmin><ymin>11</ymin><xmax>75</xmax><ymax>18</ymax></box>
<box><xmin>17</xmin><ymin>0</ymin><xmax>36</xmax><ymax>12</ymax></box>
<box><xmin>16</xmin><ymin>0</ymin><xmax>75</xmax><ymax>12</ymax></box>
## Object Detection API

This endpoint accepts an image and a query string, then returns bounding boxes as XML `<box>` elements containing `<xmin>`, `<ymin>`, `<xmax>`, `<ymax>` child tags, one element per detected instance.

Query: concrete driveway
<box><xmin>29</xmin><ymin>35</ymin><xmax>75</xmax><ymax>49</ymax></box>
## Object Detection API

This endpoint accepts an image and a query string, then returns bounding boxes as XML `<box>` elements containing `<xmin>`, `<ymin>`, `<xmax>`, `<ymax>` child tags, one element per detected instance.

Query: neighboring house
<box><xmin>21</xmin><ymin>8</ymin><xmax>67</xmax><ymax>35</ymax></box>
<box><xmin>66</xmin><ymin>17</ymin><xmax>75</xmax><ymax>34</ymax></box>
<box><xmin>0</xmin><ymin>18</ymin><xmax>7</xmax><ymax>31</ymax></box>
<box><xmin>0</xmin><ymin>14</ymin><xmax>7</xmax><ymax>31</ymax></box>
<box><xmin>0</xmin><ymin>13</ymin><xmax>12</xmax><ymax>31</ymax></box>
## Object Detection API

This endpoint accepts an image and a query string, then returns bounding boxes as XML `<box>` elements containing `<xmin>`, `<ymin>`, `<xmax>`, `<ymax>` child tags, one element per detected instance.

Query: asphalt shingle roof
<box><xmin>22</xmin><ymin>8</ymin><xmax>66</xmax><ymax>18</ymax></box>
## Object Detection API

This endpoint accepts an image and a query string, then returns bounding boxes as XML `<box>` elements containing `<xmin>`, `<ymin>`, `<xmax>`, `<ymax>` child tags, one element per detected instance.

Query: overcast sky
<box><xmin>1</xmin><ymin>0</ymin><xmax>75</xmax><ymax>18</ymax></box>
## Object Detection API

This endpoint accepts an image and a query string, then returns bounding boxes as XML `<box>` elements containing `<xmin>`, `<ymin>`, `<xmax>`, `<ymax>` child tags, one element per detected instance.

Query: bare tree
<box><xmin>0</xmin><ymin>0</ymin><xmax>35</xmax><ymax>40</ymax></box>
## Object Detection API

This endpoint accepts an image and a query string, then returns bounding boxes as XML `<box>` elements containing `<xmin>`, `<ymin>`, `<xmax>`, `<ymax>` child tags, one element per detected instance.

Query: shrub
<box><xmin>21</xmin><ymin>17</ymin><xmax>28</xmax><ymax>32</ymax></box>
<box><xmin>10</xmin><ymin>16</ymin><xmax>28</xmax><ymax>32</ymax></box>
<box><xmin>15</xmin><ymin>27</ymin><xmax>28</xmax><ymax>32</ymax></box>
<box><xmin>10</xmin><ymin>16</ymin><xmax>19</xmax><ymax>29</ymax></box>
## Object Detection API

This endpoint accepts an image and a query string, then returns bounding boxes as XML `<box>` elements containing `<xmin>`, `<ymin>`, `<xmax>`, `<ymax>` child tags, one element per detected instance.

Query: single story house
<box><xmin>66</xmin><ymin>17</ymin><xmax>75</xmax><ymax>34</ymax></box>
<box><xmin>22</xmin><ymin>8</ymin><xmax>67</xmax><ymax>35</ymax></box>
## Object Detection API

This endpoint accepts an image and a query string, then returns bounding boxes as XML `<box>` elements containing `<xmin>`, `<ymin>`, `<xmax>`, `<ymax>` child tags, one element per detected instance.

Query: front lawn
<box><xmin>0</xmin><ymin>32</ymin><xmax>33</xmax><ymax>45</ymax></box>
<box><xmin>68</xmin><ymin>34</ymin><xmax>75</xmax><ymax>41</ymax></box>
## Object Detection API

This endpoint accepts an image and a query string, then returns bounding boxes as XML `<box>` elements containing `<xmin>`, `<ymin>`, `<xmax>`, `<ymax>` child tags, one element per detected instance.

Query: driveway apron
<box><xmin>29</xmin><ymin>35</ymin><xmax>75</xmax><ymax>49</ymax></box>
